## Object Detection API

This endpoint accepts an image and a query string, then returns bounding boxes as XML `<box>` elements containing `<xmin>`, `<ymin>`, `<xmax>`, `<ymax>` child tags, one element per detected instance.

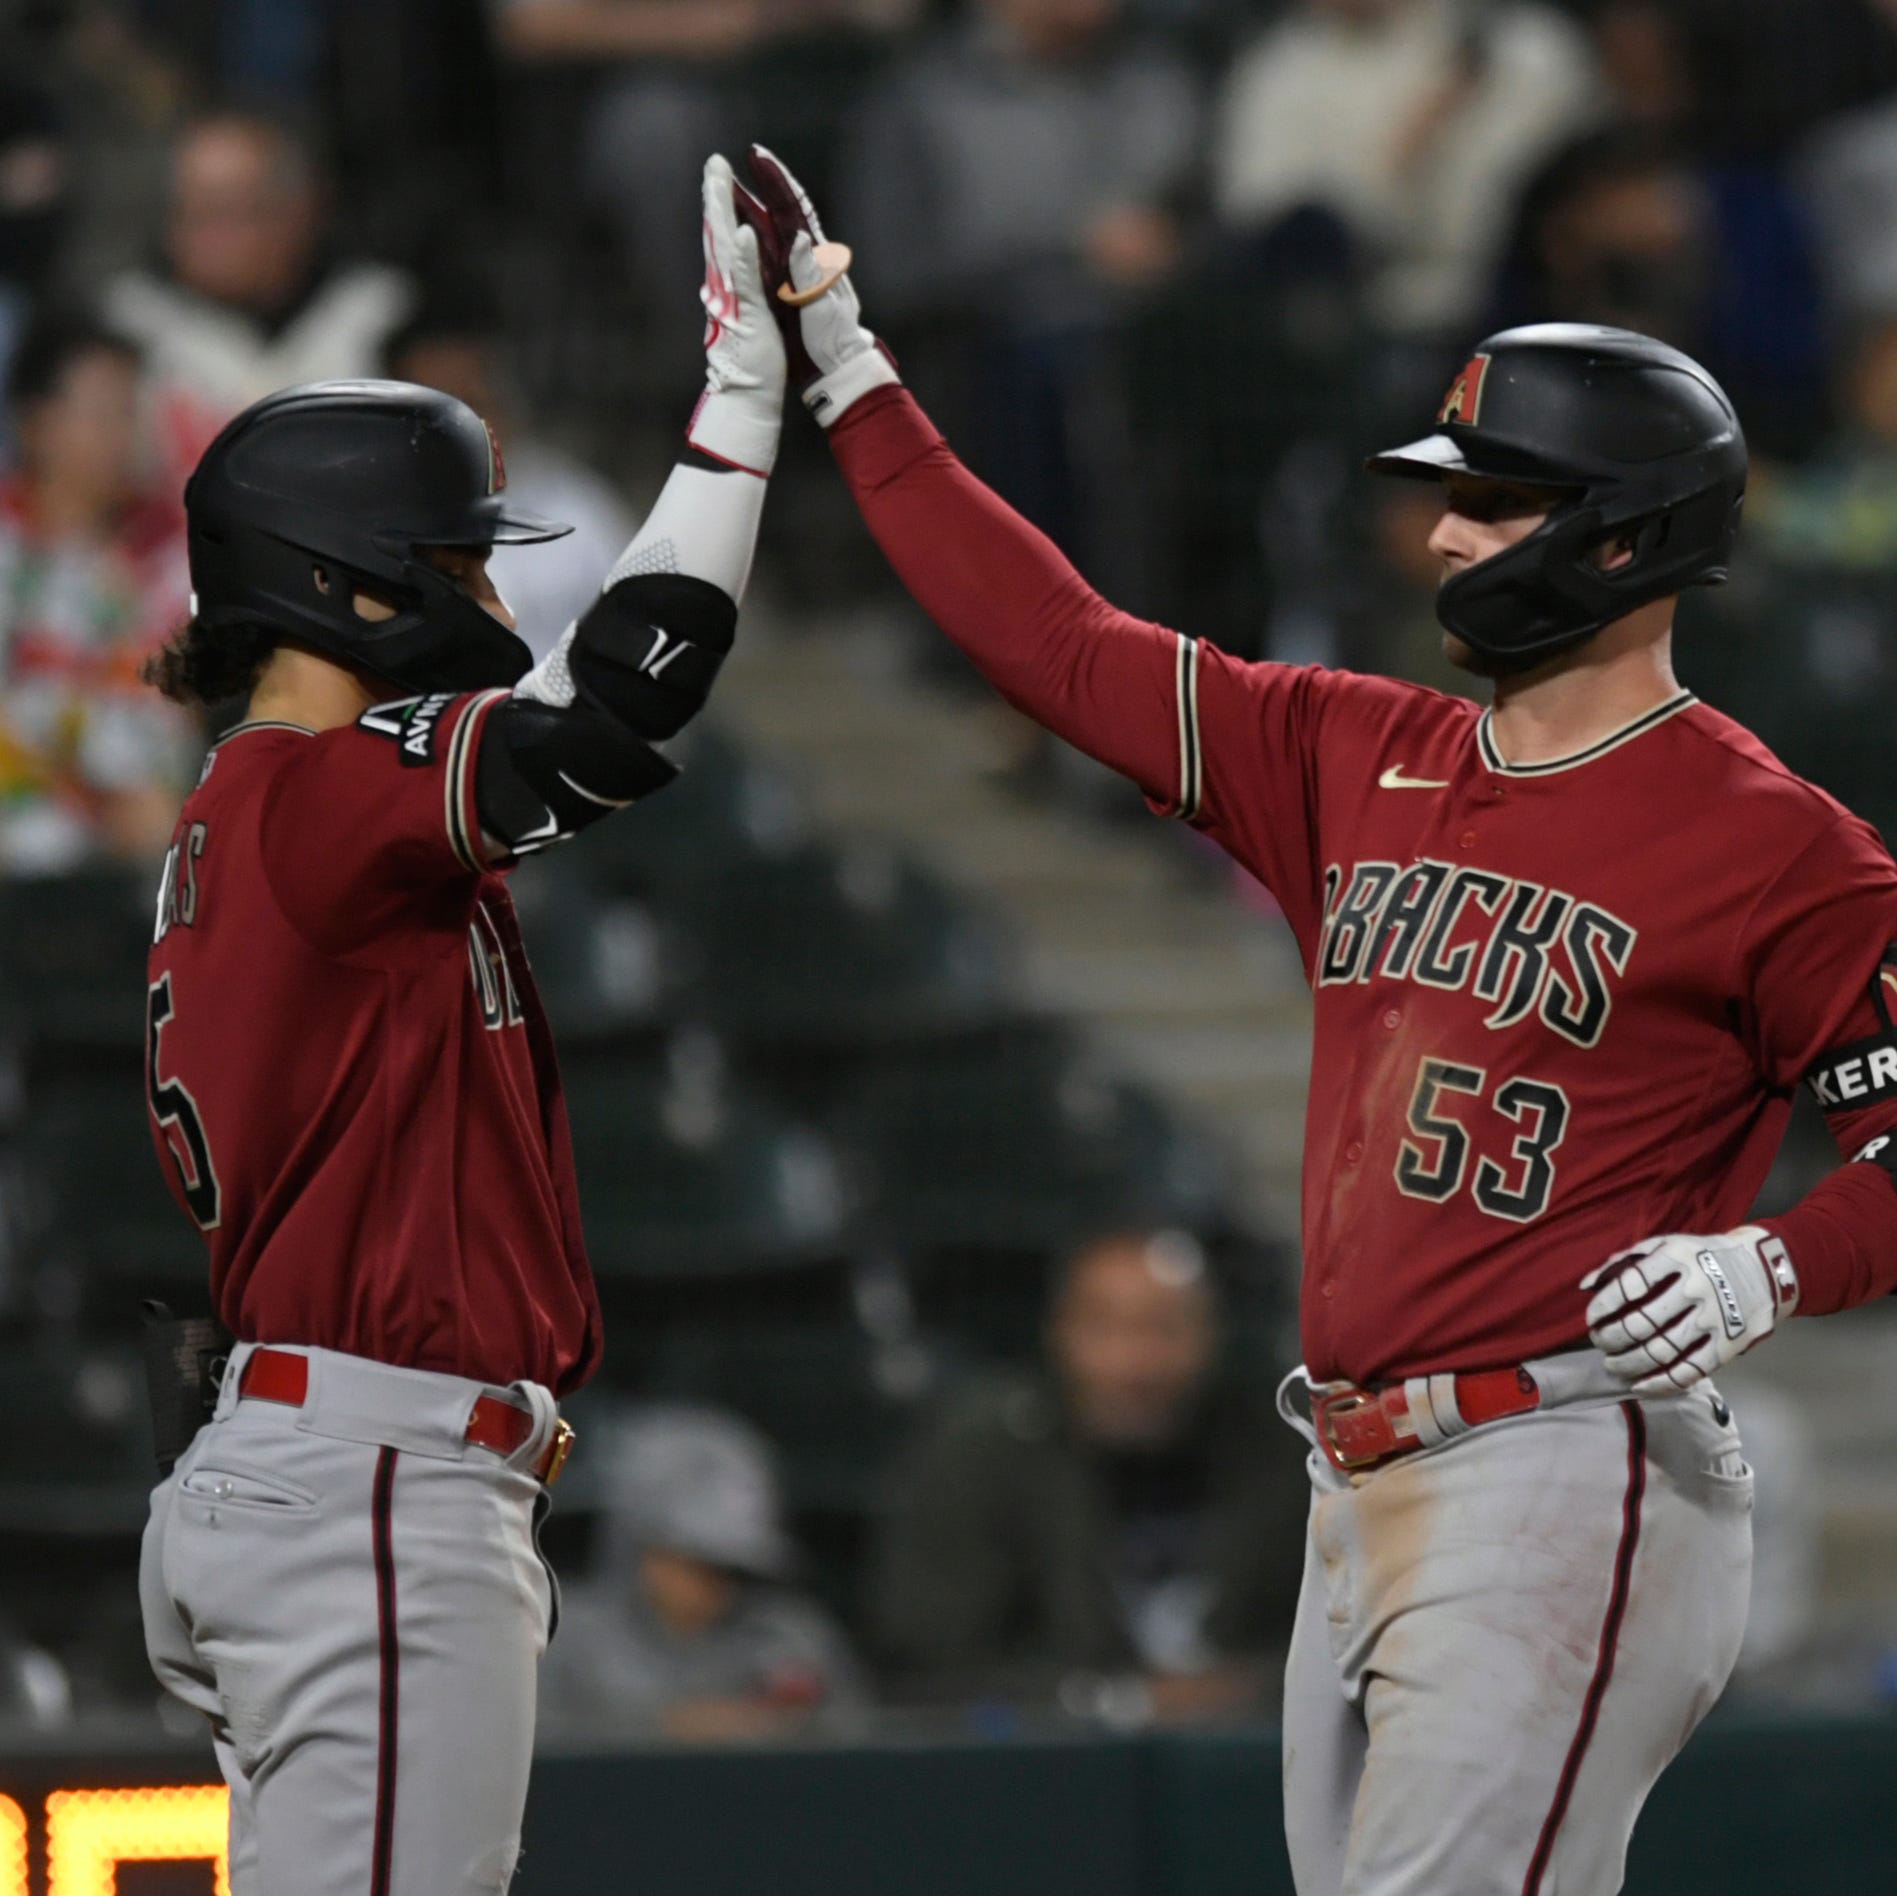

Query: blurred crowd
<box><xmin>8</xmin><ymin>0</ymin><xmax>1897</xmax><ymax>854</ymax></box>
<box><xmin>6</xmin><ymin>0</ymin><xmax>1897</xmax><ymax>1734</ymax></box>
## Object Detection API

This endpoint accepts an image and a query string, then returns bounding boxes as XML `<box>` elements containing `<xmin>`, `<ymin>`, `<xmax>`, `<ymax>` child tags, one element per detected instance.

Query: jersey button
<box><xmin>1344</xmin><ymin>1139</ymin><xmax>1365</xmax><ymax>1164</ymax></box>
<box><xmin>1321</xmin><ymin>1280</ymin><xmax>1336</xmax><ymax>1299</ymax></box>
<box><xmin>1459</xmin><ymin>829</ymin><xmax>1478</xmax><ymax>850</ymax></box>
<box><xmin>1381</xmin><ymin>1008</ymin><xmax>1401</xmax><ymax>1030</ymax></box>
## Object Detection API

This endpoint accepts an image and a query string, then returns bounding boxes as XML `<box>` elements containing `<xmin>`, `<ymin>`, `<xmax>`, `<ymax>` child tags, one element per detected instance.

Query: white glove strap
<box><xmin>687</xmin><ymin>387</ymin><xmax>781</xmax><ymax>478</ymax></box>
<box><xmin>804</xmin><ymin>348</ymin><xmax>901</xmax><ymax>429</ymax></box>
<box><xmin>1752</xmin><ymin>1228</ymin><xmax>1800</xmax><ymax>1317</ymax></box>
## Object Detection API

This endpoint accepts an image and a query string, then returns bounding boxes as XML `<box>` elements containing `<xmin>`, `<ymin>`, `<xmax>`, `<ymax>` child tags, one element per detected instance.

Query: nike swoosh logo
<box><xmin>1378</xmin><ymin>766</ymin><xmax>1449</xmax><ymax>790</ymax></box>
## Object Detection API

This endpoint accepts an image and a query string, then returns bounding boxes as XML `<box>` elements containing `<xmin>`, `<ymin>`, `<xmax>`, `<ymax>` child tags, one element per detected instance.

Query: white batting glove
<box><xmin>686</xmin><ymin>153</ymin><xmax>786</xmax><ymax>478</ymax></box>
<box><xmin>1581</xmin><ymin>1227</ymin><xmax>1800</xmax><ymax>1395</ymax></box>
<box><xmin>744</xmin><ymin>144</ymin><xmax>900</xmax><ymax>428</ymax></box>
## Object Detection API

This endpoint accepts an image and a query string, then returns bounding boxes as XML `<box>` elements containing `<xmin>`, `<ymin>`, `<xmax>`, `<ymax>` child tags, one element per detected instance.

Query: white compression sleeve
<box><xmin>515</xmin><ymin>462</ymin><xmax>764</xmax><ymax>710</ymax></box>
<box><xmin>605</xmin><ymin>463</ymin><xmax>767</xmax><ymax>604</ymax></box>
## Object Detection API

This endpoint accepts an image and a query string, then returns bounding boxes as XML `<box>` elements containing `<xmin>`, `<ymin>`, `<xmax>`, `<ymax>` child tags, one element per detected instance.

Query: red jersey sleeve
<box><xmin>829</xmin><ymin>386</ymin><xmax>1395</xmax><ymax>946</ymax></box>
<box><xmin>257</xmin><ymin>689</ymin><xmax>505</xmax><ymax>955</ymax></box>
<box><xmin>1742</xmin><ymin>812</ymin><xmax>1897</xmax><ymax>1313</ymax></box>
<box><xmin>1734</xmin><ymin>812</ymin><xmax>1897</xmax><ymax>1096</ymax></box>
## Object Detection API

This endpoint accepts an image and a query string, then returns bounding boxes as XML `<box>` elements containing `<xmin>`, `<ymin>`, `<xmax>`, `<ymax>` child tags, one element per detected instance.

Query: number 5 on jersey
<box><xmin>1395</xmin><ymin>1054</ymin><xmax>1570</xmax><ymax>1223</ymax></box>
<box><xmin>147</xmin><ymin>974</ymin><xmax>222</xmax><ymax>1231</ymax></box>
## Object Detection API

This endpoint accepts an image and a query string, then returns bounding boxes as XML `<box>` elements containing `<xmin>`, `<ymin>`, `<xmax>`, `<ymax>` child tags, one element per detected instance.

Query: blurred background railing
<box><xmin>4</xmin><ymin>0</ymin><xmax>1897</xmax><ymax>1882</ymax></box>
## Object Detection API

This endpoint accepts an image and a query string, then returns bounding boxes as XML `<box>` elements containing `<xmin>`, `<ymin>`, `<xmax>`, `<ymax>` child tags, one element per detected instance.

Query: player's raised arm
<box><xmin>474</xmin><ymin>152</ymin><xmax>787</xmax><ymax>858</ymax></box>
<box><xmin>737</xmin><ymin>144</ymin><xmax>1202</xmax><ymax>817</ymax></box>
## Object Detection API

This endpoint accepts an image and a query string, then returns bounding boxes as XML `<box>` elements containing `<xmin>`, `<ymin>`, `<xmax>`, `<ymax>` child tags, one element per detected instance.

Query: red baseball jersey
<box><xmin>146</xmin><ymin>693</ymin><xmax>602</xmax><ymax>1394</ymax></box>
<box><xmin>1172</xmin><ymin>662</ymin><xmax>1897</xmax><ymax>1381</ymax></box>
<box><xmin>831</xmin><ymin>388</ymin><xmax>1897</xmax><ymax>1385</ymax></box>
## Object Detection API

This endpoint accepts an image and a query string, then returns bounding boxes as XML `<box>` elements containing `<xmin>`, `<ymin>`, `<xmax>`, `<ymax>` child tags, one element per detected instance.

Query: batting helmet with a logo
<box><xmin>1367</xmin><ymin>324</ymin><xmax>1747</xmax><ymax>672</ymax></box>
<box><xmin>185</xmin><ymin>380</ymin><xmax>571</xmax><ymax>693</ymax></box>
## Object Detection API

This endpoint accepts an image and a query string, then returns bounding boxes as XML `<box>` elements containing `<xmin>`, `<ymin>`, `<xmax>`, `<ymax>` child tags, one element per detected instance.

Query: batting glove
<box><xmin>686</xmin><ymin>153</ymin><xmax>787</xmax><ymax>478</ymax></box>
<box><xmin>1581</xmin><ymin>1226</ymin><xmax>1800</xmax><ymax>1396</ymax></box>
<box><xmin>742</xmin><ymin>143</ymin><xmax>900</xmax><ymax>428</ymax></box>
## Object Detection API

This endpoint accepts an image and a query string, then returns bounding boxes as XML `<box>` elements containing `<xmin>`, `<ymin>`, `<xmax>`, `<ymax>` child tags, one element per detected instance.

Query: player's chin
<box><xmin>1440</xmin><ymin>630</ymin><xmax>1500</xmax><ymax>678</ymax></box>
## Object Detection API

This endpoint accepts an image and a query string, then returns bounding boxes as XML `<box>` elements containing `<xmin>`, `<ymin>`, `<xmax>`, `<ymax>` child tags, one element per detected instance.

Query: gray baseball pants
<box><xmin>1278</xmin><ymin>1349</ymin><xmax>1754</xmax><ymax>1895</ymax></box>
<box><xmin>140</xmin><ymin>1342</ymin><xmax>562</xmax><ymax>1895</ymax></box>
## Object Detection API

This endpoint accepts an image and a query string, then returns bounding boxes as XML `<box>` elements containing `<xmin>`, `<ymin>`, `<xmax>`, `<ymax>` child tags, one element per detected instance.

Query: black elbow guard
<box><xmin>476</xmin><ymin>695</ymin><xmax>678</xmax><ymax>855</ymax></box>
<box><xmin>569</xmin><ymin>573</ymin><xmax>737</xmax><ymax>742</ymax></box>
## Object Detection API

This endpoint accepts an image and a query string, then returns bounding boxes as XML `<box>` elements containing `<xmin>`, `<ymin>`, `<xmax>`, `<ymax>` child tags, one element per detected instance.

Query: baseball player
<box><xmin>134</xmin><ymin>157</ymin><xmax>786</xmax><ymax>1895</ymax></box>
<box><xmin>731</xmin><ymin>149</ymin><xmax>1897</xmax><ymax>1892</ymax></box>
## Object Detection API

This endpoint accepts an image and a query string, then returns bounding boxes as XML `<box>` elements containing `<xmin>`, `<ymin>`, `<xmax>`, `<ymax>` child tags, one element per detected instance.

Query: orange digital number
<box><xmin>0</xmin><ymin>1796</ymin><xmax>25</xmax><ymax>1896</ymax></box>
<box><xmin>45</xmin><ymin>1786</ymin><xmax>229</xmax><ymax>1896</ymax></box>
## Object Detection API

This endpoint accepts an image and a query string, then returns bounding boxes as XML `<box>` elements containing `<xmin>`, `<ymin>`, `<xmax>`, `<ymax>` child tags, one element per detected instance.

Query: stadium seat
<box><xmin>836</xmin><ymin>1034</ymin><xmax>1227</xmax><ymax>1256</ymax></box>
<box><xmin>568</xmin><ymin>722</ymin><xmax>812</xmax><ymax>901</ymax></box>
<box><xmin>670</xmin><ymin>838</ymin><xmax>1013</xmax><ymax>1047</ymax></box>
<box><xmin>0</xmin><ymin>866</ymin><xmax>154</xmax><ymax>1057</ymax></box>
<box><xmin>640</xmin><ymin>1320</ymin><xmax>952</xmax><ymax>1517</ymax></box>
<box><xmin>0</xmin><ymin>1338</ymin><xmax>153</xmax><ymax>1534</ymax></box>
<box><xmin>504</xmin><ymin>851</ymin><xmax>675</xmax><ymax>1043</ymax></box>
<box><xmin>17</xmin><ymin>1072</ymin><xmax>205</xmax><ymax>1301</ymax></box>
<box><xmin>564</xmin><ymin>1043</ymin><xmax>851</xmax><ymax>1281</ymax></box>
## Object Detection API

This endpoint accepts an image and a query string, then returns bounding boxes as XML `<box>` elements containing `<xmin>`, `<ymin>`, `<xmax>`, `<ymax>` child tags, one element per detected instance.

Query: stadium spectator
<box><xmin>839</xmin><ymin>0</ymin><xmax>1202</xmax><ymax>603</ymax></box>
<box><xmin>1673</xmin><ymin>308</ymin><xmax>1897</xmax><ymax>838</ymax></box>
<box><xmin>1747</xmin><ymin>312</ymin><xmax>1897</xmax><ymax>571</ymax></box>
<box><xmin>0</xmin><ymin>1612</ymin><xmax>70</xmax><ymax>1726</ymax></box>
<box><xmin>493</xmin><ymin>0</ymin><xmax>921</xmax><ymax>377</ymax></box>
<box><xmin>867</xmin><ymin>1232</ymin><xmax>1305</xmax><ymax>1719</ymax></box>
<box><xmin>1488</xmin><ymin>122</ymin><xmax>1827</xmax><ymax>456</ymax></box>
<box><xmin>102</xmin><ymin>109</ymin><xmax>415</xmax><ymax>490</ymax></box>
<box><xmin>0</xmin><ymin>72</ymin><xmax>73</xmax><ymax>439</ymax></box>
<box><xmin>383</xmin><ymin>306</ymin><xmax>635</xmax><ymax>659</ymax></box>
<box><xmin>538</xmin><ymin>1407</ymin><xmax>867</xmax><ymax>1741</ymax></box>
<box><xmin>1485</xmin><ymin>127</ymin><xmax>1712</xmax><ymax>353</ymax></box>
<box><xmin>1797</xmin><ymin>67</ymin><xmax>1897</xmax><ymax>328</ymax></box>
<box><xmin>1212</xmin><ymin>0</ymin><xmax>1601</xmax><ymax>340</ymax></box>
<box><xmin>0</xmin><ymin>314</ymin><xmax>193</xmax><ymax>873</ymax></box>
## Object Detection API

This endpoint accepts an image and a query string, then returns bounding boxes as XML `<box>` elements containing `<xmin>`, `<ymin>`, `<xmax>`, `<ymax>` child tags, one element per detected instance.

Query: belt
<box><xmin>1311</xmin><ymin>1365</ymin><xmax>1541</xmax><ymax>1473</ymax></box>
<box><xmin>238</xmin><ymin>1347</ymin><xmax>576</xmax><ymax>1486</ymax></box>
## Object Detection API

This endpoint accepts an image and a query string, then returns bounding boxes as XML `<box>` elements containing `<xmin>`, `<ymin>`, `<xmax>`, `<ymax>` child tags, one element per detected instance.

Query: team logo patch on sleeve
<box><xmin>358</xmin><ymin>693</ymin><xmax>458</xmax><ymax>767</ymax></box>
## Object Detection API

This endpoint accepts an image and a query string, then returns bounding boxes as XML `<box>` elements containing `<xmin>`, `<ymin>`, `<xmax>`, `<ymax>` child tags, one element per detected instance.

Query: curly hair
<box><xmin>142</xmin><ymin>618</ymin><xmax>278</xmax><ymax>710</ymax></box>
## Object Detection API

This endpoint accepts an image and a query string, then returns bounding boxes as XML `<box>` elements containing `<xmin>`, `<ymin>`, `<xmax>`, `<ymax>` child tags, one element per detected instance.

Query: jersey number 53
<box><xmin>1394</xmin><ymin>1054</ymin><xmax>1571</xmax><ymax>1224</ymax></box>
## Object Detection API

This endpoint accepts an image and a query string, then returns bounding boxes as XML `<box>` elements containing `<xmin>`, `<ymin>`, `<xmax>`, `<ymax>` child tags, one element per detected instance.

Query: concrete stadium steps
<box><xmin>718</xmin><ymin>601</ymin><xmax>1314</xmax><ymax>1233</ymax></box>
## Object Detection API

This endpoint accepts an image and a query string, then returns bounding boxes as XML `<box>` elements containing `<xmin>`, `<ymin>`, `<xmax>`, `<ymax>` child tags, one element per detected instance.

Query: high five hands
<box><xmin>708</xmin><ymin>144</ymin><xmax>901</xmax><ymax>428</ymax></box>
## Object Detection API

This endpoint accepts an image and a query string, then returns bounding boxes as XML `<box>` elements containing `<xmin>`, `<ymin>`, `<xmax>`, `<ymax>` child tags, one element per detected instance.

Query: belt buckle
<box><xmin>1316</xmin><ymin>1389</ymin><xmax>1388</xmax><ymax>1472</ymax></box>
<box><xmin>541</xmin><ymin>1417</ymin><xmax>576</xmax><ymax>1487</ymax></box>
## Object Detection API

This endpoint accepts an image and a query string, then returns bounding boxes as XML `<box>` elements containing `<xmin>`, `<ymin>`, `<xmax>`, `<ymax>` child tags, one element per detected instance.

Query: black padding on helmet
<box><xmin>1367</xmin><ymin>325</ymin><xmax>1748</xmax><ymax>671</ymax></box>
<box><xmin>186</xmin><ymin>380</ymin><xmax>572</xmax><ymax>693</ymax></box>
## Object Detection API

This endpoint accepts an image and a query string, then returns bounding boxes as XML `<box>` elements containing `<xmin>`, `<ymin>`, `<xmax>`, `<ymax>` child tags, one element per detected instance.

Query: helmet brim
<box><xmin>453</xmin><ymin>496</ymin><xmax>575</xmax><ymax>547</ymax></box>
<box><xmin>1365</xmin><ymin>431</ymin><xmax>1467</xmax><ymax>480</ymax></box>
<box><xmin>1366</xmin><ymin>428</ymin><xmax>1593</xmax><ymax>493</ymax></box>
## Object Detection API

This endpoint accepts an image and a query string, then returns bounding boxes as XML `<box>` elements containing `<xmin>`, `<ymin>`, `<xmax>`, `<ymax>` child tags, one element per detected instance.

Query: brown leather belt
<box><xmin>238</xmin><ymin>1347</ymin><xmax>575</xmax><ymax>1486</ymax></box>
<box><xmin>1311</xmin><ymin>1365</ymin><xmax>1541</xmax><ymax>1473</ymax></box>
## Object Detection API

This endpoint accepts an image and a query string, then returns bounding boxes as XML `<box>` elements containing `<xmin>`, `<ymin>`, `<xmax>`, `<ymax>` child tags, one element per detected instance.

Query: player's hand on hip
<box><xmin>687</xmin><ymin>152</ymin><xmax>787</xmax><ymax>478</ymax></box>
<box><xmin>1581</xmin><ymin>1226</ymin><xmax>1800</xmax><ymax>1395</ymax></box>
<box><xmin>739</xmin><ymin>143</ymin><xmax>900</xmax><ymax>428</ymax></box>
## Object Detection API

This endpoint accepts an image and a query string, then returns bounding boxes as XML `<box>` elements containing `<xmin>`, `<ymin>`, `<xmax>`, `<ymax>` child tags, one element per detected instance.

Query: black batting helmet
<box><xmin>1367</xmin><ymin>324</ymin><xmax>1747</xmax><ymax>672</ymax></box>
<box><xmin>185</xmin><ymin>380</ymin><xmax>572</xmax><ymax>694</ymax></box>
